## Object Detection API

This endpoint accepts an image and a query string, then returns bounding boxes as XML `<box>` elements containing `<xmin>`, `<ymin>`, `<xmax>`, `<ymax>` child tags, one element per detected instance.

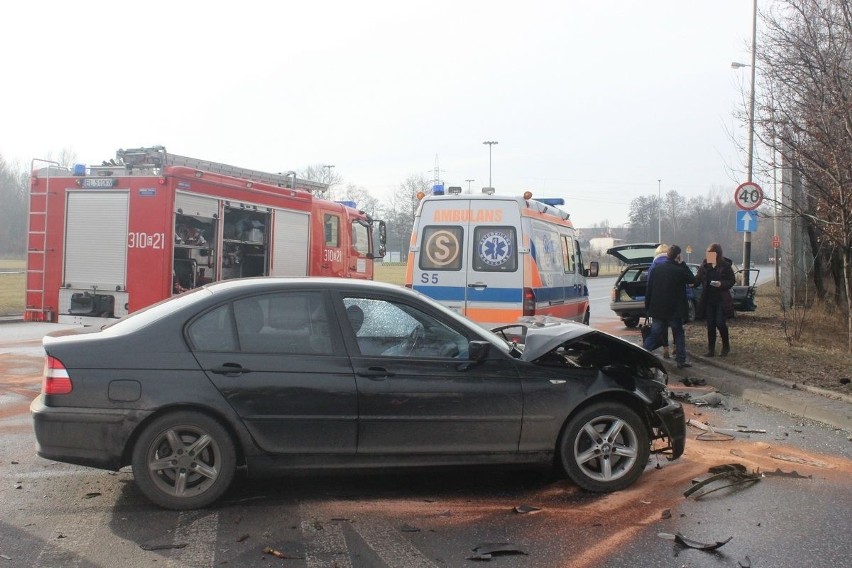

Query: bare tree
<box><xmin>754</xmin><ymin>0</ymin><xmax>852</xmax><ymax>350</ymax></box>
<box><xmin>379</xmin><ymin>174</ymin><xmax>430</xmax><ymax>260</ymax></box>
<box><xmin>299</xmin><ymin>164</ymin><xmax>343</xmax><ymax>199</ymax></box>
<box><xmin>0</xmin><ymin>156</ymin><xmax>28</xmax><ymax>257</ymax></box>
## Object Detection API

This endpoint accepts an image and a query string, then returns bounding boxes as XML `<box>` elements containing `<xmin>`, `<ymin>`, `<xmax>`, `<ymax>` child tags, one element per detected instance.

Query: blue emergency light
<box><xmin>72</xmin><ymin>163</ymin><xmax>86</xmax><ymax>176</ymax></box>
<box><xmin>336</xmin><ymin>200</ymin><xmax>357</xmax><ymax>209</ymax></box>
<box><xmin>537</xmin><ymin>198</ymin><xmax>565</xmax><ymax>207</ymax></box>
<box><xmin>432</xmin><ymin>183</ymin><xmax>445</xmax><ymax>195</ymax></box>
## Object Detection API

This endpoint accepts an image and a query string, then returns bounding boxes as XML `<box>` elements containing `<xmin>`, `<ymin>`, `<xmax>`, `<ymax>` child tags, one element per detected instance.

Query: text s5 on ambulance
<box><xmin>405</xmin><ymin>191</ymin><xmax>598</xmax><ymax>327</ymax></box>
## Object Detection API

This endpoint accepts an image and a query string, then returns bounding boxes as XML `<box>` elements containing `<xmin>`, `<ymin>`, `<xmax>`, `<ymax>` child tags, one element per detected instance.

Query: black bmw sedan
<box><xmin>31</xmin><ymin>277</ymin><xmax>685</xmax><ymax>509</ymax></box>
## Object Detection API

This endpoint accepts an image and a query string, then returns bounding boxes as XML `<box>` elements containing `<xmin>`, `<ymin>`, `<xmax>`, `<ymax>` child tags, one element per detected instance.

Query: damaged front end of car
<box><xmin>496</xmin><ymin>317</ymin><xmax>686</xmax><ymax>461</ymax></box>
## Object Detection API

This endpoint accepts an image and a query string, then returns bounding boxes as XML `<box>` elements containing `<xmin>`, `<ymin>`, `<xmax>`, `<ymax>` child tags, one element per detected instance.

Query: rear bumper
<box><xmin>30</xmin><ymin>395</ymin><xmax>149</xmax><ymax>471</ymax></box>
<box><xmin>652</xmin><ymin>397</ymin><xmax>686</xmax><ymax>459</ymax></box>
<box><xmin>608</xmin><ymin>300</ymin><xmax>646</xmax><ymax>319</ymax></box>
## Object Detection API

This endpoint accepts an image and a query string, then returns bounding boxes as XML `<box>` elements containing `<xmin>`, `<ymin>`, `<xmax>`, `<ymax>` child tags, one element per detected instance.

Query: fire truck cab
<box><xmin>26</xmin><ymin>147</ymin><xmax>386</xmax><ymax>325</ymax></box>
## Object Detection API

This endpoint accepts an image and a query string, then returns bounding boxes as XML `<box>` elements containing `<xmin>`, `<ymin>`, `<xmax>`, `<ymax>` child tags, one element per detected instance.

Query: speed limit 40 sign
<box><xmin>734</xmin><ymin>181</ymin><xmax>764</xmax><ymax>211</ymax></box>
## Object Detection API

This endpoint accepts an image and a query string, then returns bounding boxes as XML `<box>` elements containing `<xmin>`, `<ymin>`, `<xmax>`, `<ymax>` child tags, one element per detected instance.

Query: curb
<box><xmin>662</xmin><ymin>353</ymin><xmax>852</xmax><ymax>432</ymax></box>
<box><xmin>689</xmin><ymin>353</ymin><xmax>852</xmax><ymax>405</ymax></box>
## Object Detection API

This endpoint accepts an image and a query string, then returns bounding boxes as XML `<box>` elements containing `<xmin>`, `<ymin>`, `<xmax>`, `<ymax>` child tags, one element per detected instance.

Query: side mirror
<box><xmin>468</xmin><ymin>340</ymin><xmax>491</xmax><ymax>362</ymax></box>
<box><xmin>374</xmin><ymin>220</ymin><xmax>387</xmax><ymax>258</ymax></box>
<box><xmin>586</xmin><ymin>261</ymin><xmax>599</xmax><ymax>278</ymax></box>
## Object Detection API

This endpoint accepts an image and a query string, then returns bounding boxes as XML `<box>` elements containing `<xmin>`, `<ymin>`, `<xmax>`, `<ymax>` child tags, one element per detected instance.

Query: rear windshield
<box><xmin>98</xmin><ymin>287</ymin><xmax>213</xmax><ymax>335</ymax></box>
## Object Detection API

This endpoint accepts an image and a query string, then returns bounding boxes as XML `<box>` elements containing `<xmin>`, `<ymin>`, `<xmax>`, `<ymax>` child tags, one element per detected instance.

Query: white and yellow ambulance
<box><xmin>405</xmin><ymin>190</ymin><xmax>598</xmax><ymax>328</ymax></box>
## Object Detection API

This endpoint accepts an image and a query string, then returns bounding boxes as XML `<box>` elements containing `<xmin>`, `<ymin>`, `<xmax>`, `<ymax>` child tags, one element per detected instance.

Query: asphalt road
<box><xmin>1</xmin><ymin>288</ymin><xmax>850</xmax><ymax>567</ymax></box>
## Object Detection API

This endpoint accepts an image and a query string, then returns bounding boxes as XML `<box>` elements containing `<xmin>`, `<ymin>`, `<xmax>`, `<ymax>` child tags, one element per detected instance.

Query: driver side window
<box><xmin>342</xmin><ymin>297</ymin><xmax>468</xmax><ymax>358</ymax></box>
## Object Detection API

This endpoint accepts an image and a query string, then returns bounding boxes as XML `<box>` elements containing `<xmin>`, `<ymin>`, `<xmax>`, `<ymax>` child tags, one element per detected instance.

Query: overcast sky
<box><xmin>2</xmin><ymin>1</ymin><xmax>761</xmax><ymax>227</ymax></box>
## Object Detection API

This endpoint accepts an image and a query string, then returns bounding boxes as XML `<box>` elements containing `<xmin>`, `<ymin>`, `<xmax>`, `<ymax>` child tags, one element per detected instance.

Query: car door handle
<box><xmin>356</xmin><ymin>367</ymin><xmax>394</xmax><ymax>379</ymax></box>
<box><xmin>467</xmin><ymin>282</ymin><xmax>487</xmax><ymax>289</ymax></box>
<box><xmin>209</xmin><ymin>363</ymin><xmax>252</xmax><ymax>376</ymax></box>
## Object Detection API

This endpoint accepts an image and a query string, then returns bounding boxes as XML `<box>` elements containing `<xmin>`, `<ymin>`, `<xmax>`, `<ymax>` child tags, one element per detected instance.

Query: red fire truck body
<box><xmin>26</xmin><ymin>147</ymin><xmax>386</xmax><ymax>325</ymax></box>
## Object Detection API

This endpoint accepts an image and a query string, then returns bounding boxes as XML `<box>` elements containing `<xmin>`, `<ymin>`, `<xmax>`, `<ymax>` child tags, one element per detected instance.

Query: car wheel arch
<box><xmin>554</xmin><ymin>393</ymin><xmax>654</xmax><ymax>491</ymax></box>
<box><xmin>554</xmin><ymin>391</ymin><xmax>653</xmax><ymax>459</ymax></box>
<box><xmin>121</xmin><ymin>404</ymin><xmax>247</xmax><ymax>470</ymax></box>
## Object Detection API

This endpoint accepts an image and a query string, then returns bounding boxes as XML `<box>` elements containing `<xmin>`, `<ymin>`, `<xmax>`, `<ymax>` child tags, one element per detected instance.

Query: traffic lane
<box><xmin>604</xmin><ymin>390</ymin><xmax>852</xmax><ymax>568</ymax></box>
<box><xmin>3</xmin><ymin>320</ymin><xmax>851</xmax><ymax>567</ymax></box>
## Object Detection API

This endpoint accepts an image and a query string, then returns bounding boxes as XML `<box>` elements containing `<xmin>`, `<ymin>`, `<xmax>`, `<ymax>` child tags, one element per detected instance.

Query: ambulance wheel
<box><xmin>583</xmin><ymin>309</ymin><xmax>590</xmax><ymax>325</ymax></box>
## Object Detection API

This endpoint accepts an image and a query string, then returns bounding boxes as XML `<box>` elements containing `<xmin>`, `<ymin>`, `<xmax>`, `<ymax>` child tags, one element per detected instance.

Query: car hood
<box><xmin>606</xmin><ymin>243</ymin><xmax>660</xmax><ymax>265</ymax></box>
<box><xmin>494</xmin><ymin>316</ymin><xmax>664</xmax><ymax>371</ymax></box>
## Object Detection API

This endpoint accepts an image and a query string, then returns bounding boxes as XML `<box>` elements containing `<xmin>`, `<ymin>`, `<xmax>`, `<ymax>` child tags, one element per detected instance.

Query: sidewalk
<box><xmin>663</xmin><ymin>352</ymin><xmax>852</xmax><ymax>432</ymax></box>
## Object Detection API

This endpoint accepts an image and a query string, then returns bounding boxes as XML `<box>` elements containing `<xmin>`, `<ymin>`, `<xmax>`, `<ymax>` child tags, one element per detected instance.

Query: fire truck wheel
<box><xmin>131</xmin><ymin>411</ymin><xmax>236</xmax><ymax>510</ymax></box>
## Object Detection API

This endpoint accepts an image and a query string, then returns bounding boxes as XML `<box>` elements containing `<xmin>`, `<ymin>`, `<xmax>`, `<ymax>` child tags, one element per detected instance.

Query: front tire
<box><xmin>558</xmin><ymin>403</ymin><xmax>649</xmax><ymax>492</ymax></box>
<box><xmin>131</xmin><ymin>411</ymin><xmax>236</xmax><ymax>510</ymax></box>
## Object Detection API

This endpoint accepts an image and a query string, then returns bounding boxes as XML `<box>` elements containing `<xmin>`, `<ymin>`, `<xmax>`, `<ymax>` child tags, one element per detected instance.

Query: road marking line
<box><xmin>166</xmin><ymin>511</ymin><xmax>219</xmax><ymax>568</ymax></box>
<box><xmin>350</xmin><ymin>514</ymin><xmax>438</xmax><ymax>568</ymax></box>
<box><xmin>300</xmin><ymin>504</ymin><xmax>353</xmax><ymax>568</ymax></box>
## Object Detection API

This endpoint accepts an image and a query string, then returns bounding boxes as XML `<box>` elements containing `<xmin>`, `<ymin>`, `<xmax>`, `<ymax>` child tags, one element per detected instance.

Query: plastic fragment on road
<box><xmin>661</xmin><ymin>509</ymin><xmax>672</xmax><ymax>519</ymax></box>
<box><xmin>139</xmin><ymin>543</ymin><xmax>187</xmax><ymax>551</ymax></box>
<box><xmin>687</xmin><ymin>418</ymin><xmax>734</xmax><ymax>441</ymax></box>
<box><xmin>770</xmin><ymin>454</ymin><xmax>835</xmax><ymax>469</ymax></box>
<box><xmin>262</xmin><ymin>546</ymin><xmax>304</xmax><ymax>560</ymax></box>
<box><xmin>691</xmin><ymin>392</ymin><xmax>723</xmax><ymax>407</ymax></box>
<box><xmin>400</xmin><ymin>524</ymin><xmax>421</xmax><ymax>532</ymax></box>
<box><xmin>468</xmin><ymin>542</ymin><xmax>527</xmax><ymax>561</ymax></box>
<box><xmin>513</xmin><ymin>504</ymin><xmax>541</xmax><ymax>514</ymax></box>
<box><xmin>739</xmin><ymin>555</ymin><xmax>752</xmax><ymax>567</ymax></box>
<box><xmin>762</xmin><ymin>468</ymin><xmax>811</xmax><ymax>479</ymax></box>
<box><xmin>657</xmin><ymin>532</ymin><xmax>733</xmax><ymax>551</ymax></box>
<box><xmin>684</xmin><ymin>463</ymin><xmax>760</xmax><ymax>499</ymax></box>
<box><xmin>236</xmin><ymin>534</ymin><xmax>250</xmax><ymax>542</ymax></box>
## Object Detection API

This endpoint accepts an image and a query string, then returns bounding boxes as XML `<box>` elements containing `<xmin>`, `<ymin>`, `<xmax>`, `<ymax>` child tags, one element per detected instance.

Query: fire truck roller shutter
<box><xmin>64</xmin><ymin>191</ymin><xmax>129</xmax><ymax>289</ymax></box>
<box><xmin>270</xmin><ymin>208</ymin><xmax>310</xmax><ymax>277</ymax></box>
<box><xmin>174</xmin><ymin>192</ymin><xmax>219</xmax><ymax>218</ymax></box>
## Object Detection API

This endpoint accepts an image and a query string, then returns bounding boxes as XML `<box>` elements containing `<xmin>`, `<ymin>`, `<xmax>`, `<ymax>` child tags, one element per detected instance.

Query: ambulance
<box><xmin>405</xmin><ymin>189</ymin><xmax>598</xmax><ymax>328</ymax></box>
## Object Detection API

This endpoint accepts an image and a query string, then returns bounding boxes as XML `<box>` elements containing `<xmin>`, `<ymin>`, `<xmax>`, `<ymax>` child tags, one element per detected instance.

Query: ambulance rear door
<box><xmin>413</xmin><ymin>196</ymin><xmax>522</xmax><ymax>325</ymax></box>
<box><xmin>463</xmin><ymin>198</ymin><xmax>522</xmax><ymax>326</ymax></box>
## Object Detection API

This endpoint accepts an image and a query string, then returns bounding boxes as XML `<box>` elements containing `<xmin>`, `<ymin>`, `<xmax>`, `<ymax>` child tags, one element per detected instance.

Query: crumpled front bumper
<box><xmin>651</xmin><ymin>396</ymin><xmax>686</xmax><ymax>459</ymax></box>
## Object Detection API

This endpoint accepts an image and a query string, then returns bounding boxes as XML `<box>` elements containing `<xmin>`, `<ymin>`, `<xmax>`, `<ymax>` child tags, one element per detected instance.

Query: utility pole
<box><xmin>742</xmin><ymin>0</ymin><xmax>758</xmax><ymax>285</ymax></box>
<box><xmin>322</xmin><ymin>164</ymin><xmax>335</xmax><ymax>200</ymax></box>
<box><xmin>483</xmin><ymin>141</ymin><xmax>498</xmax><ymax>190</ymax></box>
<box><xmin>657</xmin><ymin>179</ymin><xmax>662</xmax><ymax>242</ymax></box>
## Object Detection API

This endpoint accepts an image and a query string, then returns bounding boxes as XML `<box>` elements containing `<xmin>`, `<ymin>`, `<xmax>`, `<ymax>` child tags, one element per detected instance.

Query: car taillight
<box><xmin>43</xmin><ymin>356</ymin><xmax>73</xmax><ymax>395</ymax></box>
<box><xmin>522</xmin><ymin>287</ymin><xmax>536</xmax><ymax>316</ymax></box>
<box><xmin>611</xmin><ymin>288</ymin><xmax>620</xmax><ymax>302</ymax></box>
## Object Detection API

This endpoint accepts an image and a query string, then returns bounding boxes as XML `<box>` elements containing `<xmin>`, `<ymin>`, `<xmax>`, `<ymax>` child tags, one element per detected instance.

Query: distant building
<box><xmin>588</xmin><ymin>236</ymin><xmax>624</xmax><ymax>256</ymax></box>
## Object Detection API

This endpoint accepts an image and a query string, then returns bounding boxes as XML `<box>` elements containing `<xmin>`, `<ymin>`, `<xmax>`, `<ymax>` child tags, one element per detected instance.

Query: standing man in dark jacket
<box><xmin>643</xmin><ymin>245</ymin><xmax>696</xmax><ymax>368</ymax></box>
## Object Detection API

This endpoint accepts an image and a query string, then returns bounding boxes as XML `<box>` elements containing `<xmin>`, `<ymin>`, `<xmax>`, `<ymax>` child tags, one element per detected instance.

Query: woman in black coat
<box><xmin>695</xmin><ymin>243</ymin><xmax>736</xmax><ymax>356</ymax></box>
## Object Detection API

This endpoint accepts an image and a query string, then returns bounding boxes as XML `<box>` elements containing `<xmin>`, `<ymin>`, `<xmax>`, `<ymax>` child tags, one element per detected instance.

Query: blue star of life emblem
<box><xmin>478</xmin><ymin>231</ymin><xmax>512</xmax><ymax>266</ymax></box>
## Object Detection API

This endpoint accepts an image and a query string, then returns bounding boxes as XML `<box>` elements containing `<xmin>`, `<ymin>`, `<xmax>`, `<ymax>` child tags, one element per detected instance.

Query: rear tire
<box><xmin>624</xmin><ymin>317</ymin><xmax>640</xmax><ymax>328</ymax></box>
<box><xmin>131</xmin><ymin>411</ymin><xmax>236</xmax><ymax>510</ymax></box>
<box><xmin>558</xmin><ymin>402</ymin><xmax>649</xmax><ymax>492</ymax></box>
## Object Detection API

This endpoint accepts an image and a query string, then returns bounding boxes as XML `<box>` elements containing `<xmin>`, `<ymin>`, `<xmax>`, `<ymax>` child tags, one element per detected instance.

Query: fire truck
<box><xmin>26</xmin><ymin>146</ymin><xmax>386</xmax><ymax>325</ymax></box>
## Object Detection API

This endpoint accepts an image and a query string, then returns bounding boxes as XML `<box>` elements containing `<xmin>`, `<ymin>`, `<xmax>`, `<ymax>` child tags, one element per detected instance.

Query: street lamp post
<box><xmin>322</xmin><ymin>164</ymin><xmax>335</xmax><ymax>200</ymax></box>
<box><xmin>657</xmin><ymin>179</ymin><xmax>662</xmax><ymax>243</ymax></box>
<box><xmin>483</xmin><ymin>141</ymin><xmax>498</xmax><ymax>189</ymax></box>
<box><xmin>732</xmin><ymin>0</ymin><xmax>758</xmax><ymax>285</ymax></box>
<box><xmin>465</xmin><ymin>179</ymin><xmax>475</xmax><ymax>193</ymax></box>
